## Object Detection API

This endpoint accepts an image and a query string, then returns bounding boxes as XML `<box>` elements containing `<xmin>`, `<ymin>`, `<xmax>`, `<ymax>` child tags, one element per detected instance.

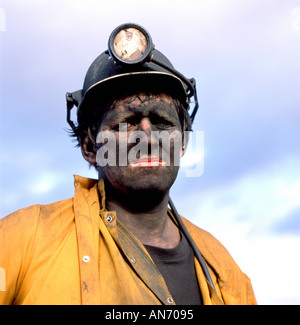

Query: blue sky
<box><xmin>1</xmin><ymin>0</ymin><xmax>300</xmax><ymax>304</ymax></box>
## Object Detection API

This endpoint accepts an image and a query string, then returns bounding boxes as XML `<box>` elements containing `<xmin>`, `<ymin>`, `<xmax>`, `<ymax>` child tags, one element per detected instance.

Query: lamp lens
<box><xmin>113</xmin><ymin>27</ymin><xmax>148</xmax><ymax>62</ymax></box>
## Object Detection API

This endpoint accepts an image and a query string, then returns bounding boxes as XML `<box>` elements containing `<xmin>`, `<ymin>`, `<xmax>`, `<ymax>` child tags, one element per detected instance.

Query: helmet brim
<box><xmin>77</xmin><ymin>71</ymin><xmax>189</xmax><ymax>122</ymax></box>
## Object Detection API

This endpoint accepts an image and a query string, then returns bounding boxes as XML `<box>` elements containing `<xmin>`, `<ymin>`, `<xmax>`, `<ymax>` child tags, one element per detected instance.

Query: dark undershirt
<box><xmin>144</xmin><ymin>233</ymin><xmax>202</xmax><ymax>305</ymax></box>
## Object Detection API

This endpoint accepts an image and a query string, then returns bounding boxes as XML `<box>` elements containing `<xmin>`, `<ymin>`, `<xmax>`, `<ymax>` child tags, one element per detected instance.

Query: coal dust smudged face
<box><xmin>96</xmin><ymin>93</ymin><xmax>183</xmax><ymax>197</ymax></box>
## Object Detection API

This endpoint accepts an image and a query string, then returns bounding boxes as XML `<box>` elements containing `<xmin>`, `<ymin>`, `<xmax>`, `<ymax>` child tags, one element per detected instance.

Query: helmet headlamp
<box><xmin>108</xmin><ymin>23</ymin><xmax>154</xmax><ymax>65</ymax></box>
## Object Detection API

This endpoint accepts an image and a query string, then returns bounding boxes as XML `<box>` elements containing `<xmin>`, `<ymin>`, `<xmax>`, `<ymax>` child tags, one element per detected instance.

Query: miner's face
<box><xmin>96</xmin><ymin>92</ymin><xmax>183</xmax><ymax>196</ymax></box>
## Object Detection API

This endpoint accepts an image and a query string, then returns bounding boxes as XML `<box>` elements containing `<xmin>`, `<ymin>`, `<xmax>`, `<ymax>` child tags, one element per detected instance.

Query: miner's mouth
<box><xmin>129</xmin><ymin>155</ymin><xmax>166</xmax><ymax>167</ymax></box>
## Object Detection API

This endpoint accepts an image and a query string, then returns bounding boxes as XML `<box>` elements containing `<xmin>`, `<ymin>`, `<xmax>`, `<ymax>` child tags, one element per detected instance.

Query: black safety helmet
<box><xmin>66</xmin><ymin>23</ymin><xmax>199</xmax><ymax>132</ymax></box>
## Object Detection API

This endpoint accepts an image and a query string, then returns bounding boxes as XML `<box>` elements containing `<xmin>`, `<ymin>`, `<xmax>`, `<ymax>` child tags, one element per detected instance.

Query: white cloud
<box><xmin>181</xmin><ymin>156</ymin><xmax>300</xmax><ymax>228</ymax></box>
<box><xmin>28</xmin><ymin>174</ymin><xmax>57</xmax><ymax>195</ymax></box>
<box><xmin>291</xmin><ymin>7</ymin><xmax>300</xmax><ymax>32</ymax></box>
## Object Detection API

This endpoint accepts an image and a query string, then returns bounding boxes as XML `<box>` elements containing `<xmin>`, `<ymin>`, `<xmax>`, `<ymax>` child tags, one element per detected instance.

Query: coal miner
<box><xmin>0</xmin><ymin>23</ymin><xmax>256</xmax><ymax>305</ymax></box>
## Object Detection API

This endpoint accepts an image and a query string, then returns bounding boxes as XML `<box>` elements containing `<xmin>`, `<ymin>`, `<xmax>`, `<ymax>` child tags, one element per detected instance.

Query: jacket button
<box><xmin>106</xmin><ymin>215</ymin><xmax>113</xmax><ymax>223</ymax></box>
<box><xmin>167</xmin><ymin>297</ymin><xmax>174</xmax><ymax>304</ymax></box>
<box><xmin>83</xmin><ymin>255</ymin><xmax>90</xmax><ymax>263</ymax></box>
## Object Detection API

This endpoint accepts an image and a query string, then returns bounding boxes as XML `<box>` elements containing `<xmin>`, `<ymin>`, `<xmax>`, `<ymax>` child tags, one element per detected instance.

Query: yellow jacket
<box><xmin>0</xmin><ymin>175</ymin><xmax>256</xmax><ymax>305</ymax></box>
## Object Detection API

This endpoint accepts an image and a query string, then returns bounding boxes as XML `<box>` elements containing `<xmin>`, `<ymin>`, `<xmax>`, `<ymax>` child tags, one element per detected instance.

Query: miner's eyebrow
<box><xmin>102</xmin><ymin>100</ymin><xmax>178</xmax><ymax>126</ymax></box>
<box><xmin>102</xmin><ymin>109</ymin><xmax>137</xmax><ymax>125</ymax></box>
<box><xmin>126</xmin><ymin>101</ymin><xmax>178</xmax><ymax>120</ymax></box>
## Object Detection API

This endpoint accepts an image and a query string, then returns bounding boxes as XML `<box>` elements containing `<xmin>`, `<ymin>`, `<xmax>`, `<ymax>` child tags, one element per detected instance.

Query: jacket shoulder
<box><xmin>0</xmin><ymin>198</ymin><xmax>73</xmax><ymax>231</ymax></box>
<box><xmin>0</xmin><ymin>204</ymin><xmax>41</xmax><ymax>234</ymax></box>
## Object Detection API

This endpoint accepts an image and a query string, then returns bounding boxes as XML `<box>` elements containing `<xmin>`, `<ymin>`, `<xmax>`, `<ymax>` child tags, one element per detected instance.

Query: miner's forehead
<box><xmin>103</xmin><ymin>92</ymin><xmax>179</xmax><ymax>119</ymax></box>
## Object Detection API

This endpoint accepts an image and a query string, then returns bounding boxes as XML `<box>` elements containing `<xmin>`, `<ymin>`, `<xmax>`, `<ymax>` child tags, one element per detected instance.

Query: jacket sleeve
<box><xmin>244</xmin><ymin>273</ymin><xmax>257</xmax><ymax>305</ymax></box>
<box><xmin>0</xmin><ymin>205</ymin><xmax>40</xmax><ymax>305</ymax></box>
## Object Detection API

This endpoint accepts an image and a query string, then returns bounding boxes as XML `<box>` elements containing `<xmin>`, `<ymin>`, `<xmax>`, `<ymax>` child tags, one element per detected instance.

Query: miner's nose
<box><xmin>136</xmin><ymin>117</ymin><xmax>160</xmax><ymax>150</ymax></box>
<box><xmin>138</xmin><ymin>117</ymin><xmax>153</xmax><ymax>136</ymax></box>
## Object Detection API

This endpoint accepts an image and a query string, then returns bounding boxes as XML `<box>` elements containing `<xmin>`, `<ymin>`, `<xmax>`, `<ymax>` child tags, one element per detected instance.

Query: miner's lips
<box><xmin>130</xmin><ymin>156</ymin><xmax>166</xmax><ymax>167</ymax></box>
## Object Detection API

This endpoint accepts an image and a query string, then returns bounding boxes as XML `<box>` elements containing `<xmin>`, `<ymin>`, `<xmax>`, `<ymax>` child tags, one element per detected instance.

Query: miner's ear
<box><xmin>81</xmin><ymin>132</ymin><xmax>97</xmax><ymax>165</ymax></box>
<box><xmin>180</xmin><ymin>123</ymin><xmax>190</xmax><ymax>157</ymax></box>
